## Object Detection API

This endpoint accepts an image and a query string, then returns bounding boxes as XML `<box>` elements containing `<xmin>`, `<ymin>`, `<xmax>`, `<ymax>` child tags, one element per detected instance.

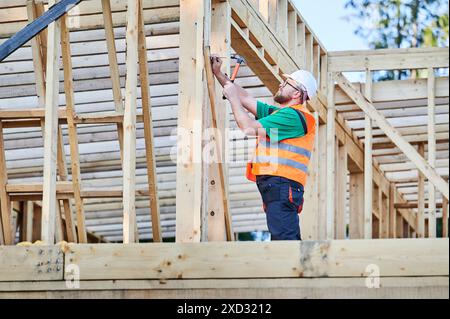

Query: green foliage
<box><xmin>345</xmin><ymin>0</ymin><xmax>448</xmax><ymax>49</ymax></box>
<box><xmin>344</xmin><ymin>0</ymin><xmax>448</xmax><ymax>80</ymax></box>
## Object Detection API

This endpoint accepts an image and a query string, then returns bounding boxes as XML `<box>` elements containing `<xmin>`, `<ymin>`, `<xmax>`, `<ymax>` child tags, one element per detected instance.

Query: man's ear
<box><xmin>292</xmin><ymin>90</ymin><xmax>301</xmax><ymax>100</ymax></box>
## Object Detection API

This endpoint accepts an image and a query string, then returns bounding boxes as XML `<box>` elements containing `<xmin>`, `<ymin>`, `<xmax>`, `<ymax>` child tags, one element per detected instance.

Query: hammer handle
<box><xmin>222</xmin><ymin>63</ymin><xmax>241</xmax><ymax>100</ymax></box>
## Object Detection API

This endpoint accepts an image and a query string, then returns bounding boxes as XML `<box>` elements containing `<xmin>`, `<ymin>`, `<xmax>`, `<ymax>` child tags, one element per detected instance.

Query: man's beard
<box><xmin>273</xmin><ymin>91</ymin><xmax>291</xmax><ymax>104</ymax></box>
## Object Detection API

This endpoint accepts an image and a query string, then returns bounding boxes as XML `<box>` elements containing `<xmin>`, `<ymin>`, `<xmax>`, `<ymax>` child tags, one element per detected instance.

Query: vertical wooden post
<box><xmin>29</xmin><ymin>1</ymin><xmax>79</xmax><ymax>243</ymax></box>
<box><xmin>443</xmin><ymin>196</ymin><xmax>448</xmax><ymax>237</ymax></box>
<box><xmin>22</xmin><ymin>201</ymin><xmax>34</xmax><ymax>242</ymax></box>
<box><xmin>349</xmin><ymin>171</ymin><xmax>364</xmax><ymax>239</ymax></box>
<box><xmin>320</xmin><ymin>53</ymin><xmax>328</xmax><ymax>93</ymax></box>
<box><xmin>137</xmin><ymin>0</ymin><xmax>162</xmax><ymax>242</ymax></box>
<box><xmin>54</xmin><ymin>200</ymin><xmax>64</xmax><ymax>242</ymax></box>
<box><xmin>305</xmin><ymin>33</ymin><xmax>313</xmax><ymax>73</ymax></box>
<box><xmin>101</xmin><ymin>0</ymin><xmax>125</xmax><ymax>162</ymax></box>
<box><xmin>364</xmin><ymin>69</ymin><xmax>373</xmax><ymax>239</ymax></box>
<box><xmin>31</xmin><ymin>204</ymin><xmax>42</xmax><ymax>242</ymax></box>
<box><xmin>313</xmin><ymin>44</ymin><xmax>320</xmax><ymax>84</ymax></box>
<box><xmin>381</xmin><ymin>192</ymin><xmax>389</xmax><ymax>238</ymax></box>
<box><xmin>326</xmin><ymin>73</ymin><xmax>335</xmax><ymax>239</ymax></box>
<box><xmin>301</xmin><ymin>112</ymin><xmax>320</xmax><ymax>240</ymax></box>
<box><xmin>317</xmin><ymin>123</ymin><xmax>327</xmax><ymax>240</ymax></box>
<box><xmin>176</xmin><ymin>0</ymin><xmax>208</xmax><ymax>242</ymax></box>
<box><xmin>60</xmin><ymin>13</ymin><xmax>84</xmax><ymax>243</ymax></box>
<box><xmin>417</xmin><ymin>143</ymin><xmax>426</xmax><ymax>237</ymax></box>
<box><xmin>207</xmin><ymin>0</ymin><xmax>232</xmax><ymax>241</ymax></box>
<box><xmin>122</xmin><ymin>0</ymin><xmax>139</xmax><ymax>244</ymax></box>
<box><xmin>396</xmin><ymin>214</ymin><xmax>404</xmax><ymax>238</ymax></box>
<box><xmin>427</xmin><ymin>67</ymin><xmax>436</xmax><ymax>238</ymax></box>
<box><xmin>296</xmin><ymin>21</ymin><xmax>305</xmax><ymax>69</ymax></box>
<box><xmin>41</xmin><ymin>0</ymin><xmax>61</xmax><ymax>244</ymax></box>
<box><xmin>276</xmin><ymin>0</ymin><xmax>288</xmax><ymax>44</ymax></box>
<box><xmin>268</xmin><ymin>0</ymin><xmax>277</xmax><ymax>30</ymax></box>
<box><xmin>287</xmin><ymin>7</ymin><xmax>297</xmax><ymax>59</ymax></box>
<box><xmin>0</xmin><ymin>121</ymin><xmax>12</xmax><ymax>245</ymax></box>
<box><xmin>389</xmin><ymin>182</ymin><xmax>397</xmax><ymax>238</ymax></box>
<box><xmin>335</xmin><ymin>143</ymin><xmax>347</xmax><ymax>239</ymax></box>
<box><xmin>259</xmin><ymin>0</ymin><xmax>269</xmax><ymax>22</ymax></box>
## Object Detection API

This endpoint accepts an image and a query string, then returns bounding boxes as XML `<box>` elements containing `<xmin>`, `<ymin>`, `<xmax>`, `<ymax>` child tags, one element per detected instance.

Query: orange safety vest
<box><xmin>246</xmin><ymin>104</ymin><xmax>316</xmax><ymax>187</ymax></box>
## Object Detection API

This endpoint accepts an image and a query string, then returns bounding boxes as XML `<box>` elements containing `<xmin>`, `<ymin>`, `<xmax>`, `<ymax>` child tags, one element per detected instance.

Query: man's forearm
<box><xmin>214</xmin><ymin>70</ymin><xmax>250</xmax><ymax>100</ymax></box>
<box><xmin>229</xmin><ymin>99</ymin><xmax>262</xmax><ymax>136</ymax></box>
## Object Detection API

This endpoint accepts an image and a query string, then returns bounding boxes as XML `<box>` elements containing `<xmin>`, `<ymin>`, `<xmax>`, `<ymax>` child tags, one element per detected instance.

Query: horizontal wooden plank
<box><xmin>66</xmin><ymin>239</ymin><xmax>449</xmax><ymax>280</ymax></box>
<box><xmin>0</xmin><ymin>277</ymin><xmax>448</xmax><ymax>299</ymax></box>
<box><xmin>335</xmin><ymin>77</ymin><xmax>449</xmax><ymax>105</ymax></box>
<box><xmin>0</xmin><ymin>245</ymin><xmax>64</xmax><ymax>281</ymax></box>
<box><xmin>0</xmin><ymin>1</ymin><xmax>180</xmax><ymax>37</ymax></box>
<box><xmin>328</xmin><ymin>47</ymin><xmax>449</xmax><ymax>71</ymax></box>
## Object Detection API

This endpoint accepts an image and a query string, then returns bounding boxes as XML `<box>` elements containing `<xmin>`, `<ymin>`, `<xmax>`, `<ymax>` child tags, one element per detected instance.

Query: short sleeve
<box><xmin>257</xmin><ymin>107</ymin><xmax>306</xmax><ymax>142</ymax></box>
<box><xmin>256</xmin><ymin>101</ymin><xmax>280</xmax><ymax>120</ymax></box>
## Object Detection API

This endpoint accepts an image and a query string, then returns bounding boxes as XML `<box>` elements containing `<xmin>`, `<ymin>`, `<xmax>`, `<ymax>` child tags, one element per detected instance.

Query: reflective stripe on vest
<box><xmin>258</xmin><ymin>140</ymin><xmax>312</xmax><ymax>159</ymax></box>
<box><xmin>246</xmin><ymin>104</ymin><xmax>316</xmax><ymax>186</ymax></box>
<box><xmin>254</xmin><ymin>155</ymin><xmax>309</xmax><ymax>173</ymax></box>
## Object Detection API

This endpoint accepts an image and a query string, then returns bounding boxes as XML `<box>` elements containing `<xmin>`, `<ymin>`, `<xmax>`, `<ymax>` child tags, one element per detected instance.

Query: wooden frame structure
<box><xmin>0</xmin><ymin>0</ymin><xmax>448</xmax><ymax>298</ymax></box>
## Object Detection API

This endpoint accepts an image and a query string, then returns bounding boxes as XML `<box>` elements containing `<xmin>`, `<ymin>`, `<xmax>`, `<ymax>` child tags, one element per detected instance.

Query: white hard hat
<box><xmin>282</xmin><ymin>70</ymin><xmax>317</xmax><ymax>99</ymax></box>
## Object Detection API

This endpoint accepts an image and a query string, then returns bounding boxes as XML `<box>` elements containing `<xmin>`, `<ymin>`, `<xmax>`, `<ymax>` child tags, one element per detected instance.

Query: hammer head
<box><xmin>231</xmin><ymin>54</ymin><xmax>245</xmax><ymax>65</ymax></box>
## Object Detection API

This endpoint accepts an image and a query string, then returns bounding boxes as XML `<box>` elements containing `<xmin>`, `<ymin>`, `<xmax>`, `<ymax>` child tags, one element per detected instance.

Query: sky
<box><xmin>292</xmin><ymin>0</ymin><xmax>369</xmax><ymax>52</ymax></box>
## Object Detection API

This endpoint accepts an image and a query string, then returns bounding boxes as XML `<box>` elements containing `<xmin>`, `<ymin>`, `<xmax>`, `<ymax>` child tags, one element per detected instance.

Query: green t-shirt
<box><xmin>256</xmin><ymin>101</ymin><xmax>307</xmax><ymax>142</ymax></box>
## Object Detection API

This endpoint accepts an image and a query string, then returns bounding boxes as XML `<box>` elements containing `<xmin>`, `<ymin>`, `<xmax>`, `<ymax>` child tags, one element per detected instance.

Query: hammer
<box><xmin>222</xmin><ymin>54</ymin><xmax>246</xmax><ymax>99</ymax></box>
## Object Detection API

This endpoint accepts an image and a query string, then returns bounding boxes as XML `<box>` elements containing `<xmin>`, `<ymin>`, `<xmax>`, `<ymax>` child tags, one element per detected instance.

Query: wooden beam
<box><xmin>364</xmin><ymin>69</ymin><xmax>373</xmax><ymax>239</ymax></box>
<box><xmin>64</xmin><ymin>239</ymin><xmax>450</xmax><ymax>280</ymax></box>
<box><xmin>334</xmin><ymin>73</ymin><xmax>449</xmax><ymax>200</ymax></box>
<box><xmin>276</xmin><ymin>0</ymin><xmax>288</xmax><ymax>44</ymax></box>
<box><xmin>204</xmin><ymin>47</ymin><xmax>233</xmax><ymax>241</ymax></box>
<box><xmin>328</xmin><ymin>47</ymin><xmax>449</xmax><ymax>72</ymax></box>
<box><xmin>176</xmin><ymin>0</ymin><xmax>207</xmax><ymax>242</ymax></box>
<box><xmin>137</xmin><ymin>0</ymin><xmax>162</xmax><ymax>242</ymax></box>
<box><xmin>0</xmin><ymin>0</ymin><xmax>82</xmax><ymax>61</ymax></box>
<box><xmin>207</xmin><ymin>0</ymin><xmax>233</xmax><ymax>242</ymax></box>
<box><xmin>101</xmin><ymin>0</ymin><xmax>125</xmax><ymax>163</ymax></box>
<box><xmin>349</xmin><ymin>172</ymin><xmax>364</xmax><ymax>239</ymax></box>
<box><xmin>326</xmin><ymin>72</ymin><xmax>335</xmax><ymax>239</ymax></box>
<box><xmin>267</xmin><ymin>0</ymin><xmax>277</xmax><ymax>30</ymax></box>
<box><xmin>287</xmin><ymin>7</ymin><xmax>297</xmax><ymax>59</ymax></box>
<box><xmin>28</xmin><ymin>1</ymin><xmax>79</xmax><ymax>243</ymax></box>
<box><xmin>427</xmin><ymin>68</ymin><xmax>437</xmax><ymax>238</ymax></box>
<box><xmin>381</xmin><ymin>192</ymin><xmax>389</xmax><ymax>238</ymax></box>
<box><xmin>41</xmin><ymin>0</ymin><xmax>62</xmax><ymax>244</ymax></box>
<box><xmin>335</xmin><ymin>143</ymin><xmax>347</xmax><ymax>239</ymax></box>
<box><xmin>258</xmin><ymin>0</ymin><xmax>269</xmax><ymax>22</ymax></box>
<box><xmin>1</xmin><ymin>0</ymin><xmax>180</xmax><ymax>37</ymax></box>
<box><xmin>230</xmin><ymin>19</ymin><xmax>281</xmax><ymax>94</ymax></box>
<box><xmin>443</xmin><ymin>196</ymin><xmax>448</xmax><ymax>238</ymax></box>
<box><xmin>22</xmin><ymin>202</ymin><xmax>34</xmax><ymax>243</ymax></box>
<box><xmin>296</xmin><ymin>21</ymin><xmax>305</xmax><ymax>69</ymax></box>
<box><xmin>122</xmin><ymin>0</ymin><xmax>139</xmax><ymax>244</ymax></box>
<box><xmin>1</xmin><ymin>277</ymin><xmax>448</xmax><ymax>298</ymax></box>
<box><xmin>305</xmin><ymin>33</ymin><xmax>313</xmax><ymax>73</ymax></box>
<box><xmin>313</xmin><ymin>43</ymin><xmax>320</xmax><ymax>84</ymax></box>
<box><xmin>0</xmin><ymin>122</ymin><xmax>12</xmax><ymax>245</ymax></box>
<box><xmin>389</xmin><ymin>182</ymin><xmax>396</xmax><ymax>238</ymax></box>
<box><xmin>60</xmin><ymin>13</ymin><xmax>85</xmax><ymax>243</ymax></box>
<box><xmin>0</xmin><ymin>245</ymin><xmax>64</xmax><ymax>281</ymax></box>
<box><xmin>417</xmin><ymin>143</ymin><xmax>426</xmax><ymax>237</ymax></box>
<box><xmin>301</xmin><ymin>112</ymin><xmax>320</xmax><ymax>240</ymax></box>
<box><xmin>26</xmin><ymin>1</ymin><xmax>46</xmax><ymax>107</ymax></box>
<box><xmin>396</xmin><ymin>214</ymin><xmax>404</xmax><ymax>238</ymax></box>
<box><xmin>317</xmin><ymin>123</ymin><xmax>327</xmax><ymax>240</ymax></box>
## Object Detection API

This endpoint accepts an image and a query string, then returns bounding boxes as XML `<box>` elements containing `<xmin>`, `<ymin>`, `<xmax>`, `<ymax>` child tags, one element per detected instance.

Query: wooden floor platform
<box><xmin>0</xmin><ymin>238</ymin><xmax>448</xmax><ymax>298</ymax></box>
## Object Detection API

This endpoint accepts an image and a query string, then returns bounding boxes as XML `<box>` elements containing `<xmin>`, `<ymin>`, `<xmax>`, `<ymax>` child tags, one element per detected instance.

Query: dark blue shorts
<box><xmin>256</xmin><ymin>175</ymin><xmax>304</xmax><ymax>240</ymax></box>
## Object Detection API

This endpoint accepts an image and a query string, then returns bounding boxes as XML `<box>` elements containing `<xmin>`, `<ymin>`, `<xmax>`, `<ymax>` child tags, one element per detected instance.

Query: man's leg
<box><xmin>257</xmin><ymin>176</ymin><xmax>302</xmax><ymax>240</ymax></box>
